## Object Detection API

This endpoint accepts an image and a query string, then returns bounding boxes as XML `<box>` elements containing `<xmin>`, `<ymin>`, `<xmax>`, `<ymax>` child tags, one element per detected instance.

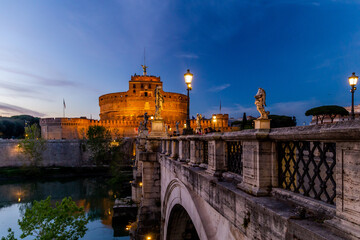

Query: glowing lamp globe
<box><xmin>184</xmin><ymin>69</ymin><xmax>193</xmax><ymax>84</ymax></box>
<box><xmin>349</xmin><ymin>72</ymin><xmax>358</xmax><ymax>87</ymax></box>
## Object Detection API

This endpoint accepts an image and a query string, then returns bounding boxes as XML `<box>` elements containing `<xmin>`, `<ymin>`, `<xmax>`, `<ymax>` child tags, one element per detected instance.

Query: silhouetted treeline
<box><xmin>0</xmin><ymin>115</ymin><xmax>40</xmax><ymax>139</ymax></box>
<box><xmin>231</xmin><ymin>113</ymin><xmax>296</xmax><ymax>129</ymax></box>
<box><xmin>269</xmin><ymin>115</ymin><xmax>296</xmax><ymax>128</ymax></box>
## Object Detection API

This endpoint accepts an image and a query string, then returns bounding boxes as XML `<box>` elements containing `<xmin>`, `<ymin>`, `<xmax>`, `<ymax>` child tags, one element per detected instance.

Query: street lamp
<box><xmin>348</xmin><ymin>72</ymin><xmax>358</xmax><ymax>120</ymax></box>
<box><xmin>183</xmin><ymin>69</ymin><xmax>193</xmax><ymax>135</ymax></box>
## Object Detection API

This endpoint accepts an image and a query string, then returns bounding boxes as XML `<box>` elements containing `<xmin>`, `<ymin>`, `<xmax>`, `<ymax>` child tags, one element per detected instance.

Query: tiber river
<box><xmin>0</xmin><ymin>177</ymin><xmax>136</xmax><ymax>239</ymax></box>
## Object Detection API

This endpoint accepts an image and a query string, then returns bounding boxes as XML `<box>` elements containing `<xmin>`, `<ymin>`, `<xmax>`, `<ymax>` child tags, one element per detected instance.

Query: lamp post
<box><xmin>183</xmin><ymin>69</ymin><xmax>193</xmax><ymax>135</ymax></box>
<box><xmin>348</xmin><ymin>72</ymin><xmax>358</xmax><ymax>120</ymax></box>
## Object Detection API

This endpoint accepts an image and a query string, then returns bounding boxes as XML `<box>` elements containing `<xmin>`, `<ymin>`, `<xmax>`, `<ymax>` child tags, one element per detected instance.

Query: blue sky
<box><xmin>0</xmin><ymin>0</ymin><xmax>360</xmax><ymax>125</ymax></box>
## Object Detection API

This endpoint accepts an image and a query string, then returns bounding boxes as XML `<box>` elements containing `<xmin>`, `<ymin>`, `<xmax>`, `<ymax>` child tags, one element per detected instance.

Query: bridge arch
<box><xmin>163</xmin><ymin>179</ymin><xmax>208</xmax><ymax>240</ymax></box>
<box><xmin>166</xmin><ymin>204</ymin><xmax>199</xmax><ymax>240</ymax></box>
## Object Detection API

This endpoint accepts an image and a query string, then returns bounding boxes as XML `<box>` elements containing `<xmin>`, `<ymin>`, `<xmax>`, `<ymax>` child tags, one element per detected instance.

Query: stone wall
<box><xmin>40</xmin><ymin>115</ymin><xmax>231</xmax><ymax>140</ymax></box>
<box><xmin>0</xmin><ymin>138</ymin><xmax>135</xmax><ymax>168</ymax></box>
<box><xmin>0</xmin><ymin>139</ymin><xmax>89</xmax><ymax>167</ymax></box>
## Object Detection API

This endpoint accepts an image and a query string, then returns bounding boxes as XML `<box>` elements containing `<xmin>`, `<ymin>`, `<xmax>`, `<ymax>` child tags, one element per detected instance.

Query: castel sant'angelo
<box><xmin>40</xmin><ymin>66</ymin><xmax>228</xmax><ymax>139</ymax></box>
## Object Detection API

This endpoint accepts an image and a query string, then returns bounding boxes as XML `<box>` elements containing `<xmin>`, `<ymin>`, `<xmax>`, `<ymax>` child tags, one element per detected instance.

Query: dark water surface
<box><xmin>0</xmin><ymin>177</ymin><xmax>134</xmax><ymax>239</ymax></box>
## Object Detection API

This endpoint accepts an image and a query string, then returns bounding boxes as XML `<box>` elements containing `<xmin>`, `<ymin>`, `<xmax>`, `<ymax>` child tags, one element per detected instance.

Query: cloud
<box><xmin>208</xmin><ymin>84</ymin><xmax>231</xmax><ymax>92</ymax></box>
<box><xmin>0</xmin><ymin>66</ymin><xmax>76</xmax><ymax>87</ymax></box>
<box><xmin>0</xmin><ymin>102</ymin><xmax>45</xmax><ymax>117</ymax></box>
<box><xmin>269</xmin><ymin>100</ymin><xmax>318</xmax><ymax>116</ymax></box>
<box><xmin>0</xmin><ymin>81</ymin><xmax>39</xmax><ymax>94</ymax></box>
<box><xmin>175</xmin><ymin>53</ymin><xmax>199</xmax><ymax>59</ymax></box>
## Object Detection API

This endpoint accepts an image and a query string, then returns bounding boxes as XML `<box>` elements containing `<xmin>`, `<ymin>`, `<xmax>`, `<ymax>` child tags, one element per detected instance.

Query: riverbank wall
<box><xmin>0</xmin><ymin>138</ymin><xmax>135</xmax><ymax>167</ymax></box>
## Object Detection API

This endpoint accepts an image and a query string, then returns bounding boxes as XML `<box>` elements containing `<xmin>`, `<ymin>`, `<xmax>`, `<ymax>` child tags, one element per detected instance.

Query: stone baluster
<box><xmin>185</xmin><ymin>140</ymin><xmax>191</xmax><ymax>162</ymax></box>
<box><xmin>198</xmin><ymin>140</ymin><xmax>208</xmax><ymax>168</ymax></box>
<box><xmin>178</xmin><ymin>137</ymin><xmax>187</xmax><ymax>162</ymax></box>
<box><xmin>165</xmin><ymin>138</ymin><xmax>170</xmax><ymax>156</ymax></box>
<box><xmin>170</xmin><ymin>138</ymin><xmax>179</xmax><ymax>160</ymax></box>
<box><xmin>189</xmin><ymin>137</ymin><xmax>201</xmax><ymax>167</ymax></box>
<box><xmin>206</xmin><ymin>136</ymin><xmax>226</xmax><ymax>177</ymax></box>
<box><xmin>168</xmin><ymin>139</ymin><xmax>172</xmax><ymax>156</ymax></box>
<box><xmin>161</xmin><ymin>139</ymin><xmax>166</xmax><ymax>154</ymax></box>
<box><xmin>237</xmin><ymin>131</ymin><xmax>276</xmax><ymax>196</ymax></box>
<box><xmin>326</xmin><ymin>142</ymin><xmax>360</xmax><ymax>238</ymax></box>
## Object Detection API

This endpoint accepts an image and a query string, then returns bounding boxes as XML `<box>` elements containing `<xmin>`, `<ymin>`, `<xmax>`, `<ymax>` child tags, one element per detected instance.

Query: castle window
<box><xmin>133</xmin><ymin>90</ymin><xmax>136</xmax><ymax>93</ymax></box>
<box><xmin>149</xmin><ymin>84</ymin><xmax>151</xmax><ymax>89</ymax></box>
<box><xmin>133</xmin><ymin>84</ymin><xmax>136</xmax><ymax>88</ymax></box>
<box><xmin>144</xmin><ymin>92</ymin><xmax>148</xmax><ymax>97</ymax></box>
<box><xmin>141</xmin><ymin>84</ymin><xmax>144</xmax><ymax>88</ymax></box>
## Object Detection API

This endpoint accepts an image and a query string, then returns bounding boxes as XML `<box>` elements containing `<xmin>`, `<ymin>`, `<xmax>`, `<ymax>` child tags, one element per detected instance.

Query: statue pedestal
<box><xmin>150</xmin><ymin>119</ymin><xmax>167</xmax><ymax>137</ymax></box>
<box><xmin>254</xmin><ymin>119</ymin><xmax>271</xmax><ymax>129</ymax></box>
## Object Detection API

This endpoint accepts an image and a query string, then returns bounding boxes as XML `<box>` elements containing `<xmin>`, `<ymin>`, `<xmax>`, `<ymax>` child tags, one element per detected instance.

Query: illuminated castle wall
<box><xmin>99</xmin><ymin>74</ymin><xmax>187</xmax><ymax>122</ymax></box>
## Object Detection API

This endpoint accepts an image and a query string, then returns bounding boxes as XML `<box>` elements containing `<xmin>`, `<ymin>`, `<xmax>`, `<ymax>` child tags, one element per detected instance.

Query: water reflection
<box><xmin>0</xmin><ymin>178</ymin><xmax>135</xmax><ymax>239</ymax></box>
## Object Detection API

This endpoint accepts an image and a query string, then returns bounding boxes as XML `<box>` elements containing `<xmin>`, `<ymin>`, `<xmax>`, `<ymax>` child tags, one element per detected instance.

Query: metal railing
<box><xmin>278</xmin><ymin>141</ymin><xmax>336</xmax><ymax>205</ymax></box>
<box><xmin>202</xmin><ymin>141</ymin><xmax>208</xmax><ymax>164</ymax></box>
<box><xmin>226</xmin><ymin>141</ymin><xmax>242</xmax><ymax>175</ymax></box>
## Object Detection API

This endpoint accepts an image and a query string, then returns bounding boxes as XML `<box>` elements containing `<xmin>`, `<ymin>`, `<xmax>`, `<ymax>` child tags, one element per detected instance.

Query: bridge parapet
<box><xmin>158</xmin><ymin>121</ymin><xmax>360</xmax><ymax>238</ymax></box>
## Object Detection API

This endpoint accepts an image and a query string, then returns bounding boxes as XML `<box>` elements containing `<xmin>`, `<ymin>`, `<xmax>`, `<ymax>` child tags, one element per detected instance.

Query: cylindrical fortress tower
<box><xmin>99</xmin><ymin>74</ymin><xmax>187</xmax><ymax>122</ymax></box>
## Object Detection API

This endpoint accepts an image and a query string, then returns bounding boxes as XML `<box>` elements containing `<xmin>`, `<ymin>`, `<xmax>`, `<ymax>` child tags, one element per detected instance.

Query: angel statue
<box><xmin>154</xmin><ymin>86</ymin><xmax>164</xmax><ymax>119</ymax></box>
<box><xmin>196</xmin><ymin>113</ymin><xmax>202</xmax><ymax>129</ymax></box>
<box><xmin>254</xmin><ymin>88</ymin><xmax>270</xmax><ymax>119</ymax></box>
<box><xmin>175</xmin><ymin>121</ymin><xmax>180</xmax><ymax>135</ymax></box>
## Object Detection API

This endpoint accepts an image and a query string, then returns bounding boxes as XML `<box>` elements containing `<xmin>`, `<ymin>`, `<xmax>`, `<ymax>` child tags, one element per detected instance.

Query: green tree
<box><xmin>241</xmin><ymin>112</ymin><xmax>247</xmax><ymax>129</ymax></box>
<box><xmin>86</xmin><ymin>125</ymin><xmax>112</xmax><ymax>165</ymax></box>
<box><xmin>269</xmin><ymin>115</ymin><xmax>297</xmax><ymax>128</ymax></box>
<box><xmin>1</xmin><ymin>196</ymin><xmax>88</xmax><ymax>240</ymax></box>
<box><xmin>0</xmin><ymin>115</ymin><xmax>39</xmax><ymax>139</ymax></box>
<box><xmin>305</xmin><ymin>105</ymin><xmax>349</xmax><ymax>124</ymax></box>
<box><xmin>1</xmin><ymin>229</ymin><xmax>16</xmax><ymax>240</ymax></box>
<box><xmin>19</xmin><ymin>124</ymin><xmax>46</xmax><ymax>166</ymax></box>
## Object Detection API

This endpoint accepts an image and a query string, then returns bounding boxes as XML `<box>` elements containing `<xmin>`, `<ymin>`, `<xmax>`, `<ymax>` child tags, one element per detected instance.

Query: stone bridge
<box><xmin>131</xmin><ymin>121</ymin><xmax>360</xmax><ymax>240</ymax></box>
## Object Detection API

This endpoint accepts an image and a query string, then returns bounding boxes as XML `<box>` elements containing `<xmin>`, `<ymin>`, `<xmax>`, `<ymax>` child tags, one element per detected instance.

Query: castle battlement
<box><xmin>130</xmin><ymin>75</ymin><xmax>161</xmax><ymax>82</ymax></box>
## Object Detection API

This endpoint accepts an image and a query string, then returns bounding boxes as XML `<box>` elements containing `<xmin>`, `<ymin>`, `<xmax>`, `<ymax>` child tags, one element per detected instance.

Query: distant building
<box><xmin>309</xmin><ymin>104</ymin><xmax>360</xmax><ymax>125</ymax></box>
<box><xmin>40</xmin><ymin>67</ymin><xmax>229</xmax><ymax>139</ymax></box>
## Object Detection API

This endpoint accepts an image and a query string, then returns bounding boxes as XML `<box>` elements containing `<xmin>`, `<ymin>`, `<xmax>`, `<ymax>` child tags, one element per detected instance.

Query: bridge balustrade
<box><xmin>141</xmin><ymin>121</ymin><xmax>360</xmax><ymax>236</ymax></box>
<box><xmin>159</xmin><ymin>123</ymin><xmax>360</xmax><ymax>211</ymax></box>
<box><xmin>161</xmin><ymin>135</ymin><xmax>338</xmax><ymax>205</ymax></box>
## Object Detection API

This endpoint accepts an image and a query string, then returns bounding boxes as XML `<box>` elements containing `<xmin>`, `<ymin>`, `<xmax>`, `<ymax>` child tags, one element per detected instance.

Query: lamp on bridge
<box><xmin>348</xmin><ymin>72</ymin><xmax>358</xmax><ymax>120</ymax></box>
<box><xmin>183</xmin><ymin>69</ymin><xmax>194</xmax><ymax>135</ymax></box>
